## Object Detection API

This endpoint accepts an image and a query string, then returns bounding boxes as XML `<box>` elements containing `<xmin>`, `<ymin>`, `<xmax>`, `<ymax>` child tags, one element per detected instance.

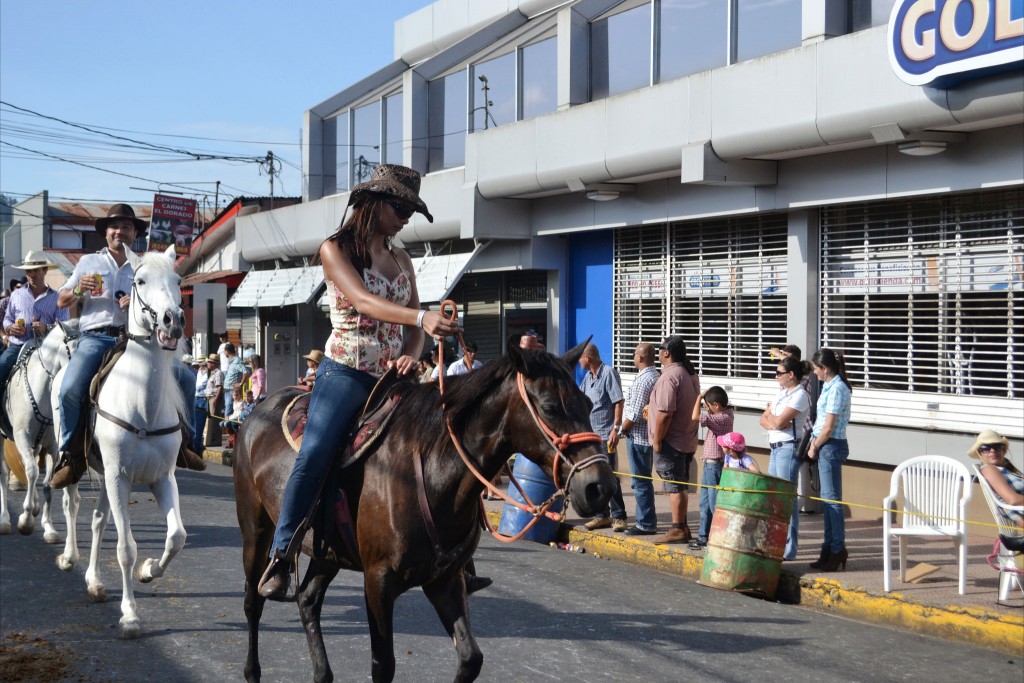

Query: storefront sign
<box><xmin>830</xmin><ymin>252</ymin><xmax>1023</xmax><ymax>293</ymax></box>
<box><xmin>888</xmin><ymin>0</ymin><xmax>1024</xmax><ymax>86</ymax></box>
<box><xmin>623</xmin><ymin>271</ymin><xmax>665</xmax><ymax>299</ymax></box>
<box><xmin>149</xmin><ymin>194</ymin><xmax>197</xmax><ymax>255</ymax></box>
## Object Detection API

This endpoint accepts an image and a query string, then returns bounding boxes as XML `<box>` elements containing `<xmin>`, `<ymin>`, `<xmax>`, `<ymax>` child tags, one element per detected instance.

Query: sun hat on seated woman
<box><xmin>347</xmin><ymin>164</ymin><xmax>433</xmax><ymax>223</ymax></box>
<box><xmin>967</xmin><ymin>429</ymin><xmax>1011</xmax><ymax>459</ymax></box>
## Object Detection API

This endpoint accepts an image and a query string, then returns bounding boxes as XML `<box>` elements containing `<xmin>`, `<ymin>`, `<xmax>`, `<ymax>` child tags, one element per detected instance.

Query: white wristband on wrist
<box><xmin>416</xmin><ymin>309</ymin><xmax>427</xmax><ymax>328</ymax></box>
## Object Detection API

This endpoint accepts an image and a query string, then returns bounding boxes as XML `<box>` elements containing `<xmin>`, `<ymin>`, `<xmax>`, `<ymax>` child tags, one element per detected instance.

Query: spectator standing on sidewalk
<box><xmin>689</xmin><ymin>386</ymin><xmax>733</xmax><ymax>550</ymax></box>
<box><xmin>648</xmin><ymin>336</ymin><xmax>701</xmax><ymax>544</ymax></box>
<box><xmin>204</xmin><ymin>354</ymin><xmax>224</xmax><ymax>446</ymax></box>
<box><xmin>773</xmin><ymin>344</ymin><xmax>820</xmax><ymax>514</ymax></box>
<box><xmin>619</xmin><ymin>343</ymin><xmax>660</xmax><ymax>536</ymax></box>
<box><xmin>578</xmin><ymin>343</ymin><xmax>627</xmax><ymax>532</ymax></box>
<box><xmin>222</xmin><ymin>342</ymin><xmax>247</xmax><ymax>418</ymax></box>
<box><xmin>191</xmin><ymin>355</ymin><xmax>208</xmax><ymax>454</ymax></box>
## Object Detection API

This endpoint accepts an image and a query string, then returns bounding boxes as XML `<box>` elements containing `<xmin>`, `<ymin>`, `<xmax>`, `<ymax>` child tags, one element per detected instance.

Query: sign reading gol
<box><xmin>888</xmin><ymin>0</ymin><xmax>1023</xmax><ymax>86</ymax></box>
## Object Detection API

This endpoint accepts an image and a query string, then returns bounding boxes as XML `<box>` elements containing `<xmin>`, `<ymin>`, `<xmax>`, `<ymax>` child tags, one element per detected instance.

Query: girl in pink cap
<box><xmin>718</xmin><ymin>432</ymin><xmax>761</xmax><ymax>473</ymax></box>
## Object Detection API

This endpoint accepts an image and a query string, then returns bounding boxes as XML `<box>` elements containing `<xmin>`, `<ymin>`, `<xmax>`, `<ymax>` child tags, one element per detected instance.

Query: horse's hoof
<box><xmin>17</xmin><ymin>519</ymin><xmax>33</xmax><ymax>536</ymax></box>
<box><xmin>137</xmin><ymin>558</ymin><xmax>157</xmax><ymax>583</ymax></box>
<box><xmin>87</xmin><ymin>585</ymin><xmax>107</xmax><ymax>603</ymax></box>
<box><xmin>56</xmin><ymin>554</ymin><xmax>76</xmax><ymax>572</ymax></box>
<box><xmin>118</xmin><ymin>619</ymin><xmax>141</xmax><ymax>640</ymax></box>
<box><xmin>0</xmin><ymin>522</ymin><xmax>11</xmax><ymax>535</ymax></box>
<box><xmin>9</xmin><ymin>480</ymin><xmax>26</xmax><ymax>492</ymax></box>
<box><xmin>43</xmin><ymin>530</ymin><xmax>62</xmax><ymax>544</ymax></box>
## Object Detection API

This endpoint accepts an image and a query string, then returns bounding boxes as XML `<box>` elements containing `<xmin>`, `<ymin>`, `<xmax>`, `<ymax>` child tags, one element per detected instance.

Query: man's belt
<box><xmin>87</xmin><ymin>325</ymin><xmax>125</xmax><ymax>337</ymax></box>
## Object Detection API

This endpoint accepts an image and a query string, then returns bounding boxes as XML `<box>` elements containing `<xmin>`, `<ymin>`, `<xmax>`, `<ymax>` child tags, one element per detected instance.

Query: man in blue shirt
<box><xmin>578</xmin><ymin>343</ymin><xmax>627</xmax><ymax>532</ymax></box>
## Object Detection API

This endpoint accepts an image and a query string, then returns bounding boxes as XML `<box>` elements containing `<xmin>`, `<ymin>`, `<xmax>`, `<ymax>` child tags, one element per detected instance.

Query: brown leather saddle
<box><xmin>281</xmin><ymin>366</ymin><xmax>412</xmax><ymax>470</ymax></box>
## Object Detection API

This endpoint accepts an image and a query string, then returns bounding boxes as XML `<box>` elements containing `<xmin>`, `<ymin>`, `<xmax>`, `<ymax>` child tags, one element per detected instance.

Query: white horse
<box><xmin>0</xmin><ymin>321</ymin><xmax>80</xmax><ymax>539</ymax></box>
<box><xmin>53</xmin><ymin>245</ymin><xmax>189</xmax><ymax>639</ymax></box>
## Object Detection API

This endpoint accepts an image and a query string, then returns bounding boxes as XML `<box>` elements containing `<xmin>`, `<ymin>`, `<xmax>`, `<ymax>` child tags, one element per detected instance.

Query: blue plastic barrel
<box><xmin>498</xmin><ymin>455</ymin><xmax>564</xmax><ymax>544</ymax></box>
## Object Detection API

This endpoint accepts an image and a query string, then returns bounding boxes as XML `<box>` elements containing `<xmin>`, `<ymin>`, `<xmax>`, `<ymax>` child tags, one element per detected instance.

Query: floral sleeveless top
<box><xmin>325</xmin><ymin>267</ymin><xmax>412</xmax><ymax>377</ymax></box>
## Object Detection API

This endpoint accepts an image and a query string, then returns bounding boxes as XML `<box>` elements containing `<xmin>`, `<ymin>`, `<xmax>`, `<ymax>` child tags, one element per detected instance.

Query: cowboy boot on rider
<box><xmin>51</xmin><ymin>204</ymin><xmax>204</xmax><ymax>490</ymax></box>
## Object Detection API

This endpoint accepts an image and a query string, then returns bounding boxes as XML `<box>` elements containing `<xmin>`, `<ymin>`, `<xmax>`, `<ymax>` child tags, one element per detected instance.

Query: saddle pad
<box><xmin>89</xmin><ymin>337</ymin><xmax>129</xmax><ymax>405</ymax></box>
<box><xmin>280</xmin><ymin>390</ymin><xmax>402</xmax><ymax>470</ymax></box>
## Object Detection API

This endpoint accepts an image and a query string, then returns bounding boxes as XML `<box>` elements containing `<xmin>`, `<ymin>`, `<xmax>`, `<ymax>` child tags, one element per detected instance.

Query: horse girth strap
<box><xmin>94</xmin><ymin>406</ymin><xmax>180</xmax><ymax>439</ymax></box>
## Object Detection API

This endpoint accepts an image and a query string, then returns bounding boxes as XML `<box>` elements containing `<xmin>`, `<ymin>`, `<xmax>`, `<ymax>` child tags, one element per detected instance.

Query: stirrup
<box><xmin>51</xmin><ymin>451</ymin><xmax>86</xmax><ymax>490</ymax></box>
<box><xmin>257</xmin><ymin>551</ymin><xmax>293</xmax><ymax>601</ymax></box>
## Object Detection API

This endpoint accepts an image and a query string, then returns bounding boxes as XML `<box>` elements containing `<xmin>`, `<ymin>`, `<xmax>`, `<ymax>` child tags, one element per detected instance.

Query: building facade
<box><xmin>235</xmin><ymin>0</ymin><xmax>1023</xmax><ymax>468</ymax></box>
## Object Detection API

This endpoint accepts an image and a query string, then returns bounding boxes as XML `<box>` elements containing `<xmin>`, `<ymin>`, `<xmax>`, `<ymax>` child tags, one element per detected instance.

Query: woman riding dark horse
<box><xmin>234</xmin><ymin>339</ymin><xmax>616</xmax><ymax>682</ymax></box>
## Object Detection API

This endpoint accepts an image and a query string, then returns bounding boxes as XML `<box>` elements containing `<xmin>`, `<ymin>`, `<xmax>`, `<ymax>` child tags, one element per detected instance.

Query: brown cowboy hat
<box><xmin>347</xmin><ymin>164</ymin><xmax>433</xmax><ymax>223</ymax></box>
<box><xmin>95</xmin><ymin>203</ymin><xmax>148</xmax><ymax>236</ymax></box>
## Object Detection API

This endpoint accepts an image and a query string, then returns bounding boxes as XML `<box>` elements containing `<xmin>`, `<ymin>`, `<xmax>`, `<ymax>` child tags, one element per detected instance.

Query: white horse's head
<box><xmin>125</xmin><ymin>245</ymin><xmax>184</xmax><ymax>351</ymax></box>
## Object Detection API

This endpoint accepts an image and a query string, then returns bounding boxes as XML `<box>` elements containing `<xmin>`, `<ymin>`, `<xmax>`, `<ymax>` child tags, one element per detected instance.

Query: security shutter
<box><xmin>613</xmin><ymin>215</ymin><xmax>788</xmax><ymax>388</ymax></box>
<box><xmin>820</xmin><ymin>188</ymin><xmax>1023</xmax><ymax>436</ymax></box>
<box><xmin>451</xmin><ymin>273</ymin><xmax>502</xmax><ymax>364</ymax></box>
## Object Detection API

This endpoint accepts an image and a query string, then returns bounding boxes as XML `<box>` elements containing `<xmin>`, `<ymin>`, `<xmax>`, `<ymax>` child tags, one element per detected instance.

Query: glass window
<box><xmin>735</xmin><ymin>0</ymin><xmax>802</xmax><ymax>62</ymax></box>
<box><xmin>428</xmin><ymin>70</ymin><xmax>467</xmax><ymax>172</ymax></box>
<box><xmin>659</xmin><ymin>0</ymin><xmax>728</xmax><ymax>82</ymax></box>
<box><xmin>334</xmin><ymin>111</ymin><xmax>350</xmax><ymax>194</ymax></box>
<box><xmin>384</xmin><ymin>93</ymin><xmax>403</xmax><ymax>165</ymax></box>
<box><xmin>591</xmin><ymin>3</ymin><xmax>652</xmax><ymax>100</ymax></box>
<box><xmin>849</xmin><ymin>0</ymin><xmax>896</xmax><ymax>33</ymax></box>
<box><xmin>521</xmin><ymin>37</ymin><xmax>557</xmax><ymax>120</ymax></box>
<box><xmin>471</xmin><ymin>52</ymin><xmax>515</xmax><ymax>131</ymax></box>
<box><xmin>352</xmin><ymin>100</ymin><xmax>381</xmax><ymax>185</ymax></box>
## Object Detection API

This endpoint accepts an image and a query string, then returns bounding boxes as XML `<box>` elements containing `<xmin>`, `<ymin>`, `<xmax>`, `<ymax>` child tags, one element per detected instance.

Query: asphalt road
<box><xmin>1</xmin><ymin>465</ymin><xmax>1018</xmax><ymax>682</ymax></box>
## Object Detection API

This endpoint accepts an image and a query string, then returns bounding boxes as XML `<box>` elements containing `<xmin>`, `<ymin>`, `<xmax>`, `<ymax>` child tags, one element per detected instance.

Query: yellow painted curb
<box><xmin>485</xmin><ymin>509</ymin><xmax>1022</xmax><ymax>655</ymax></box>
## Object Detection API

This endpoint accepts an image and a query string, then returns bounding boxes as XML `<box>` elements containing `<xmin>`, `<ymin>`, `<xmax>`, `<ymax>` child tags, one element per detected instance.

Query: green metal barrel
<box><xmin>699</xmin><ymin>468</ymin><xmax>796</xmax><ymax>599</ymax></box>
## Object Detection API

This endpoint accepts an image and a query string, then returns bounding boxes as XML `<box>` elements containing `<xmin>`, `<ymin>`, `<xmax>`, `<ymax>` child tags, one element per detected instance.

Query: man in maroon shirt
<box><xmin>648</xmin><ymin>336</ymin><xmax>701</xmax><ymax>544</ymax></box>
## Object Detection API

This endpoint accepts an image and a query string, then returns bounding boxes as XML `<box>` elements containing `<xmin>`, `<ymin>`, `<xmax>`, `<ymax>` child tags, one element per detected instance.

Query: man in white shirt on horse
<box><xmin>51</xmin><ymin>204</ymin><xmax>205</xmax><ymax>490</ymax></box>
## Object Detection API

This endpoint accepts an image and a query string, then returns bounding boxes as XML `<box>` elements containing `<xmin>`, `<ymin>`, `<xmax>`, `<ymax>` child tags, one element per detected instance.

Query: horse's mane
<box><xmin>389</xmin><ymin>350</ymin><xmax>574</xmax><ymax>445</ymax></box>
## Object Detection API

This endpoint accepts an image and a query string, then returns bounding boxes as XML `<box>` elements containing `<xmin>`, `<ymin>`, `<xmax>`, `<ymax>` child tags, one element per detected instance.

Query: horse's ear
<box><xmin>123</xmin><ymin>244</ymin><xmax>143</xmax><ymax>272</ymax></box>
<box><xmin>163</xmin><ymin>243</ymin><xmax>177</xmax><ymax>265</ymax></box>
<box><xmin>561</xmin><ymin>336</ymin><xmax>592</xmax><ymax>367</ymax></box>
<box><xmin>507</xmin><ymin>335</ymin><xmax>529</xmax><ymax>374</ymax></box>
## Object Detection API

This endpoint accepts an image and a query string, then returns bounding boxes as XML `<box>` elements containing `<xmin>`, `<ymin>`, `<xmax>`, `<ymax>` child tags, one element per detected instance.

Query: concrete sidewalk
<box><xmin>481</xmin><ymin>488</ymin><xmax>1024</xmax><ymax>656</ymax></box>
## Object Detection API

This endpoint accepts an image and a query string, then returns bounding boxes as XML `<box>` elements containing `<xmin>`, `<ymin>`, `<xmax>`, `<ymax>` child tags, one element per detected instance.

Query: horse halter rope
<box><xmin>431</xmin><ymin>300</ymin><xmax>604</xmax><ymax>545</ymax></box>
<box><xmin>125</xmin><ymin>279</ymin><xmax>166</xmax><ymax>344</ymax></box>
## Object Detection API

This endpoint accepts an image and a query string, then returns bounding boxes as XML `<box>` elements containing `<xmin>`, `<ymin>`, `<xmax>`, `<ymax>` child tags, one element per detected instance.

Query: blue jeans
<box><xmin>768</xmin><ymin>441</ymin><xmax>801</xmax><ymax>559</ymax></box>
<box><xmin>58</xmin><ymin>332</ymin><xmax>196</xmax><ymax>451</ymax></box>
<box><xmin>270</xmin><ymin>358</ymin><xmax>375</xmax><ymax>556</ymax></box>
<box><xmin>817</xmin><ymin>438</ymin><xmax>849</xmax><ymax>553</ymax></box>
<box><xmin>698</xmin><ymin>459</ymin><xmax>723</xmax><ymax>543</ymax></box>
<box><xmin>594</xmin><ymin>439</ymin><xmax>626</xmax><ymax>521</ymax></box>
<box><xmin>223</xmin><ymin>392</ymin><xmax>234</xmax><ymax>421</ymax></box>
<box><xmin>626</xmin><ymin>438</ymin><xmax>657</xmax><ymax>531</ymax></box>
<box><xmin>193</xmin><ymin>397</ymin><xmax>208</xmax><ymax>454</ymax></box>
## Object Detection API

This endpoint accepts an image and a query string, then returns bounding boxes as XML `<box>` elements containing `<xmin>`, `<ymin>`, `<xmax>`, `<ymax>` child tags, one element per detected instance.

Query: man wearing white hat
<box><xmin>0</xmin><ymin>251</ymin><xmax>69</xmax><ymax>438</ymax></box>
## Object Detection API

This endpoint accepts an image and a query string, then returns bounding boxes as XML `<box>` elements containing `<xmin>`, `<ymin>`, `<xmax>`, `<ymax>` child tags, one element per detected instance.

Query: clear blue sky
<box><xmin>0</xmin><ymin>0</ymin><xmax>435</xmax><ymax>210</ymax></box>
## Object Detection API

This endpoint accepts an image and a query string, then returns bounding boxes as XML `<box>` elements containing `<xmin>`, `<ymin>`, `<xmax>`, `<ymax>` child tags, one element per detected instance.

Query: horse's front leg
<box><xmin>137</xmin><ymin>473</ymin><xmax>186</xmax><ymax>583</ymax></box>
<box><xmin>83</xmin><ymin>482</ymin><xmax>111</xmax><ymax>602</ymax></box>
<box><xmin>105</xmin><ymin>473</ymin><xmax>142</xmax><ymax>639</ymax></box>
<box><xmin>298</xmin><ymin>558</ymin><xmax>340</xmax><ymax>683</ymax></box>
<box><xmin>13</xmin><ymin>436</ymin><xmax>40</xmax><ymax>535</ymax></box>
<box><xmin>40</xmin><ymin>452</ymin><xmax>62</xmax><ymax>544</ymax></box>
<box><xmin>0</xmin><ymin>453</ymin><xmax>10</xmax><ymax>534</ymax></box>
<box><xmin>422</xmin><ymin>571</ymin><xmax>483</xmax><ymax>683</ymax></box>
<box><xmin>56</xmin><ymin>483</ymin><xmax>83</xmax><ymax>571</ymax></box>
<box><xmin>364</xmin><ymin>568</ymin><xmax>399</xmax><ymax>683</ymax></box>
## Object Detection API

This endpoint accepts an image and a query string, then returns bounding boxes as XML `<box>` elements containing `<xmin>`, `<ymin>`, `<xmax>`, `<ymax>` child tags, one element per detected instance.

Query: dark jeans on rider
<box><xmin>626</xmin><ymin>438</ymin><xmax>657</xmax><ymax>531</ymax></box>
<box><xmin>58</xmin><ymin>331</ymin><xmax>197</xmax><ymax>452</ymax></box>
<box><xmin>0</xmin><ymin>343</ymin><xmax>23</xmax><ymax>434</ymax></box>
<box><xmin>270</xmin><ymin>358</ymin><xmax>375</xmax><ymax>557</ymax></box>
<box><xmin>193</xmin><ymin>397</ymin><xmax>207</xmax><ymax>454</ymax></box>
<box><xmin>593</xmin><ymin>439</ymin><xmax>626</xmax><ymax>521</ymax></box>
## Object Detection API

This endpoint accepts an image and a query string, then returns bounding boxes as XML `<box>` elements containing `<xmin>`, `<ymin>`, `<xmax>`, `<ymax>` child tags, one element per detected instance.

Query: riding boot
<box><xmin>51</xmin><ymin>418</ymin><xmax>88</xmax><ymax>490</ymax></box>
<box><xmin>176</xmin><ymin>423</ymin><xmax>208</xmax><ymax>471</ymax></box>
<box><xmin>257</xmin><ymin>550</ymin><xmax>292</xmax><ymax>601</ymax></box>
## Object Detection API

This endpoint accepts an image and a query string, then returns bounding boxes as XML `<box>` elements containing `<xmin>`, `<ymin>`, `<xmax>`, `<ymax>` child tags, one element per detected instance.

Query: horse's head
<box><xmin>126</xmin><ymin>245</ymin><xmax>184</xmax><ymax>351</ymax></box>
<box><xmin>505</xmin><ymin>338</ymin><xmax>617</xmax><ymax>518</ymax></box>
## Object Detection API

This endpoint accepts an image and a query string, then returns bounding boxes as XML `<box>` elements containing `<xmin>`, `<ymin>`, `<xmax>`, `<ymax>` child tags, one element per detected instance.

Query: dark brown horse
<box><xmin>233</xmin><ymin>340</ymin><xmax>616</xmax><ymax>682</ymax></box>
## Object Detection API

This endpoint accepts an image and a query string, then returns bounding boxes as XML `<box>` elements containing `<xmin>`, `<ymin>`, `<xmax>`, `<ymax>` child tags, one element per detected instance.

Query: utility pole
<box><xmin>214</xmin><ymin>180</ymin><xmax>220</xmax><ymax>212</ymax></box>
<box><xmin>266</xmin><ymin>151</ymin><xmax>275</xmax><ymax>197</ymax></box>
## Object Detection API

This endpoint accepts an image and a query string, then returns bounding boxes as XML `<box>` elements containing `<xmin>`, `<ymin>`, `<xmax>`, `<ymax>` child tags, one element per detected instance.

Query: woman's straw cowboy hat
<box><xmin>206</xmin><ymin>353</ymin><xmax>220</xmax><ymax>364</ymax></box>
<box><xmin>967</xmin><ymin>429</ymin><xmax>1011</xmax><ymax>459</ymax></box>
<box><xmin>95</xmin><ymin>203</ymin><xmax>148</xmax><ymax>236</ymax></box>
<box><xmin>11</xmin><ymin>250</ymin><xmax>59</xmax><ymax>270</ymax></box>
<box><xmin>347</xmin><ymin>164</ymin><xmax>433</xmax><ymax>223</ymax></box>
<box><xmin>303</xmin><ymin>350</ymin><xmax>324</xmax><ymax>364</ymax></box>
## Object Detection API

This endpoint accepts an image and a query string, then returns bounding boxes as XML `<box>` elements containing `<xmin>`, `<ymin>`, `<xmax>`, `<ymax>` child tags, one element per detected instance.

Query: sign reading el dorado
<box><xmin>149</xmin><ymin>194</ymin><xmax>197</xmax><ymax>255</ymax></box>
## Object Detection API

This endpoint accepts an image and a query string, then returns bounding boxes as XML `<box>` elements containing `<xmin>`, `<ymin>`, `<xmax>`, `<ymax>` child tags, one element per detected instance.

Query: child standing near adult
<box><xmin>719</xmin><ymin>432</ymin><xmax>761</xmax><ymax>473</ymax></box>
<box><xmin>689</xmin><ymin>386</ymin><xmax>733</xmax><ymax>550</ymax></box>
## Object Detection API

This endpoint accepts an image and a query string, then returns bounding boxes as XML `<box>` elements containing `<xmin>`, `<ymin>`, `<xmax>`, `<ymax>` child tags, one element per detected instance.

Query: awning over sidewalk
<box><xmin>412</xmin><ymin>242</ymin><xmax>488</xmax><ymax>303</ymax></box>
<box><xmin>228</xmin><ymin>265</ymin><xmax>324</xmax><ymax>308</ymax></box>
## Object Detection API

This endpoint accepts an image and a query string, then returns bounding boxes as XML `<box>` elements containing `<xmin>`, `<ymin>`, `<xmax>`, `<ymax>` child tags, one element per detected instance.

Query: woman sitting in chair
<box><xmin>970</xmin><ymin>429</ymin><xmax>1024</xmax><ymax>551</ymax></box>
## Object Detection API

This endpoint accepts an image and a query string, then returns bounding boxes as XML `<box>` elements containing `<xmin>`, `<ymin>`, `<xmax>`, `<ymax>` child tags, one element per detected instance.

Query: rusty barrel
<box><xmin>498</xmin><ymin>455</ymin><xmax>564</xmax><ymax>544</ymax></box>
<box><xmin>699</xmin><ymin>468</ymin><xmax>796</xmax><ymax>599</ymax></box>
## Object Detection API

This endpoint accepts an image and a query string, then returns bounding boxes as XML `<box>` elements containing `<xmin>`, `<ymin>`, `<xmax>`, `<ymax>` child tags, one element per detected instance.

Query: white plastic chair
<box><xmin>883</xmin><ymin>455</ymin><xmax>972</xmax><ymax>595</ymax></box>
<box><xmin>972</xmin><ymin>464</ymin><xmax>1024</xmax><ymax>603</ymax></box>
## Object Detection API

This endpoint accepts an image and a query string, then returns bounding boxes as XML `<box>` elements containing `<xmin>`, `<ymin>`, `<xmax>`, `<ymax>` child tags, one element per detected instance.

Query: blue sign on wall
<box><xmin>888</xmin><ymin>0</ymin><xmax>1024</xmax><ymax>86</ymax></box>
